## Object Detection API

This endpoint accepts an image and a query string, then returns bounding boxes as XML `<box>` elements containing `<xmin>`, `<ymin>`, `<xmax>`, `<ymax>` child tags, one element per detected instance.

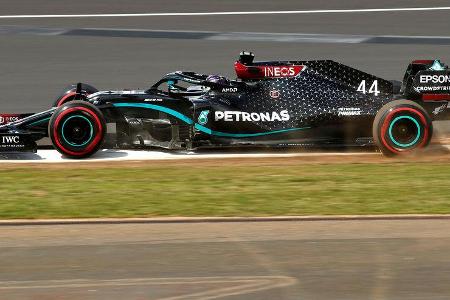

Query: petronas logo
<box><xmin>198</xmin><ymin>110</ymin><xmax>210</xmax><ymax>125</ymax></box>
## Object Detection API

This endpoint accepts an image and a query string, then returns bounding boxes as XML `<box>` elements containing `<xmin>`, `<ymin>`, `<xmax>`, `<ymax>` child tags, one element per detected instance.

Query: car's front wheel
<box><xmin>373</xmin><ymin>100</ymin><xmax>432</xmax><ymax>156</ymax></box>
<box><xmin>53</xmin><ymin>83</ymin><xmax>98</xmax><ymax>107</ymax></box>
<box><xmin>49</xmin><ymin>101</ymin><xmax>106</xmax><ymax>158</ymax></box>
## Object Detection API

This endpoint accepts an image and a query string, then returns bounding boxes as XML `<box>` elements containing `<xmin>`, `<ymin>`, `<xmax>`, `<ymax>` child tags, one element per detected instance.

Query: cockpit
<box><xmin>146</xmin><ymin>71</ymin><xmax>239</xmax><ymax>97</ymax></box>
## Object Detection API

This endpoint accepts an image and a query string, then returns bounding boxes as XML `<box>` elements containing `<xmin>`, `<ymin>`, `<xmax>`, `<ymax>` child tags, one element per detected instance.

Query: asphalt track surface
<box><xmin>2</xmin><ymin>1</ymin><xmax>450</xmax><ymax>299</ymax></box>
<box><xmin>2</xmin><ymin>219</ymin><xmax>450</xmax><ymax>300</ymax></box>
<box><xmin>2</xmin><ymin>0</ymin><xmax>450</xmax><ymax>113</ymax></box>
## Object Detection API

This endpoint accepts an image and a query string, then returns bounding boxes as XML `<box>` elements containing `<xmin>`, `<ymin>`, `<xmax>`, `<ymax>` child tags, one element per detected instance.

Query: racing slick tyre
<box><xmin>53</xmin><ymin>83</ymin><xmax>98</xmax><ymax>107</ymax></box>
<box><xmin>373</xmin><ymin>100</ymin><xmax>432</xmax><ymax>156</ymax></box>
<box><xmin>49</xmin><ymin>101</ymin><xmax>106</xmax><ymax>158</ymax></box>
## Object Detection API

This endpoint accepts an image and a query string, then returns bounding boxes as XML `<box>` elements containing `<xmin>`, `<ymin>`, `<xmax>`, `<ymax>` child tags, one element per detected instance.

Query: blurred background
<box><xmin>2</xmin><ymin>0</ymin><xmax>450</xmax><ymax>112</ymax></box>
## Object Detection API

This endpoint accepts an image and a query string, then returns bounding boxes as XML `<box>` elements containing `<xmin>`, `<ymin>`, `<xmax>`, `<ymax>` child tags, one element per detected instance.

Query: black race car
<box><xmin>0</xmin><ymin>51</ymin><xmax>449</xmax><ymax>158</ymax></box>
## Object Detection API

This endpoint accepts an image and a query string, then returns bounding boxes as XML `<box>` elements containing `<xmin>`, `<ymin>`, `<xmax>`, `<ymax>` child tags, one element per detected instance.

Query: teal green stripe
<box><xmin>194</xmin><ymin>124</ymin><xmax>310</xmax><ymax>137</ymax></box>
<box><xmin>113</xmin><ymin>103</ymin><xmax>310</xmax><ymax>138</ymax></box>
<box><xmin>113</xmin><ymin>103</ymin><xmax>194</xmax><ymax>125</ymax></box>
<box><xmin>28</xmin><ymin>117</ymin><xmax>50</xmax><ymax>127</ymax></box>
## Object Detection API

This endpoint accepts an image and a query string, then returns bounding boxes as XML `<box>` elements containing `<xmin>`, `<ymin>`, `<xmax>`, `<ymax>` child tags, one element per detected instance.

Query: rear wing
<box><xmin>402</xmin><ymin>59</ymin><xmax>450</xmax><ymax>101</ymax></box>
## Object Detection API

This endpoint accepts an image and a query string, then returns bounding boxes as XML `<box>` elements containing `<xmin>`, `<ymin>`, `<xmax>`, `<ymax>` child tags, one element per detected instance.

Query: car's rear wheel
<box><xmin>373</xmin><ymin>100</ymin><xmax>432</xmax><ymax>156</ymax></box>
<box><xmin>49</xmin><ymin>101</ymin><xmax>106</xmax><ymax>158</ymax></box>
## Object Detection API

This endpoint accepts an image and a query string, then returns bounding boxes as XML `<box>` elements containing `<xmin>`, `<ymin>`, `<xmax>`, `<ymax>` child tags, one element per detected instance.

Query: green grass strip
<box><xmin>1</xmin><ymin>162</ymin><xmax>450</xmax><ymax>219</ymax></box>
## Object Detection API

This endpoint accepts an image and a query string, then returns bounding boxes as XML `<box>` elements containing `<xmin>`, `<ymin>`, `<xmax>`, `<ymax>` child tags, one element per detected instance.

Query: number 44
<box><xmin>357</xmin><ymin>80</ymin><xmax>380</xmax><ymax>96</ymax></box>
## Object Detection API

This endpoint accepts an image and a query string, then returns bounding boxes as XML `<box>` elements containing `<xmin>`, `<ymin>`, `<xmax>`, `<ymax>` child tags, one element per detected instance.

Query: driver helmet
<box><xmin>206</xmin><ymin>74</ymin><xmax>228</xmax><ymax>85</ymax></box>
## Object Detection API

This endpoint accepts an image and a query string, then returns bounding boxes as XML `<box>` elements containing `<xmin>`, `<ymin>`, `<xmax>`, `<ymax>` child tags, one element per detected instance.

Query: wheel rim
<box><xmin>380</xmin><ymin>106</ymin><xmax>430</xmax><ymax>154</ymax></box>
<box><xmin>61</xmin><ymin>115</ymin><xmax>94</xmax><ymax>147</ymax></box>
<box><xmin>388</xmin><ymin>115</ymin><xmax>421</xmax><ymax>148</ymax></box>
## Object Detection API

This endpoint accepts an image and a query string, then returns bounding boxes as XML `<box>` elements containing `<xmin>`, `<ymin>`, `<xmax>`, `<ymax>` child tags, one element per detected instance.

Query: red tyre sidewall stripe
<box><xmin>56</xmin><ymin>92</ymin><xmax>77</xmax><ymax>107</ymax></box>
<box><xmin>52</xmin><ymin>107</ymin><xmax>103</xmax><ymax>157</ymax></box>
<box><xmin>380</xmin><ymin>107</ymin><xmax>429</xmax><ymax>153</ymax></box>
<box><xmin>56</xmin><ymin>92</ymin><xmax>91</xmax><ymax>107</ymax></box>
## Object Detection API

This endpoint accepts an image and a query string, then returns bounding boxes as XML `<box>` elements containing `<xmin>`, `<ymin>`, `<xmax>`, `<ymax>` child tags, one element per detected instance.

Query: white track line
<box><xmin>0</xmin><ymin>149</ymin><xmax>378</xmax><ymax>164</ymax></box>
<box><xmin>0</xmin><ymin>276</ymin><xmax>297</xmax><ymax>300</ymax></box>
<box><xmin>1</xmin><ymin>7</ymin><xmax>450</xmax><ymax>19</ymax></box>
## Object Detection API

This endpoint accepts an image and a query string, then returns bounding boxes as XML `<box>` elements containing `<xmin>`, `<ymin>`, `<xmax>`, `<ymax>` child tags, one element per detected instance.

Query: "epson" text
<box><xmin>420</xmin><ymin>75</ymin><xmax>450</xmax><ymax>84</ymax></box>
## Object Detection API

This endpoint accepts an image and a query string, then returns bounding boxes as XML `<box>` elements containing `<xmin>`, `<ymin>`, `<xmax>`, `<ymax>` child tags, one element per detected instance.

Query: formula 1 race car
<box><xmin>0</xmin><ymin>51</ymin><xmax>449</xmax><ymax>158</ymax></box>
